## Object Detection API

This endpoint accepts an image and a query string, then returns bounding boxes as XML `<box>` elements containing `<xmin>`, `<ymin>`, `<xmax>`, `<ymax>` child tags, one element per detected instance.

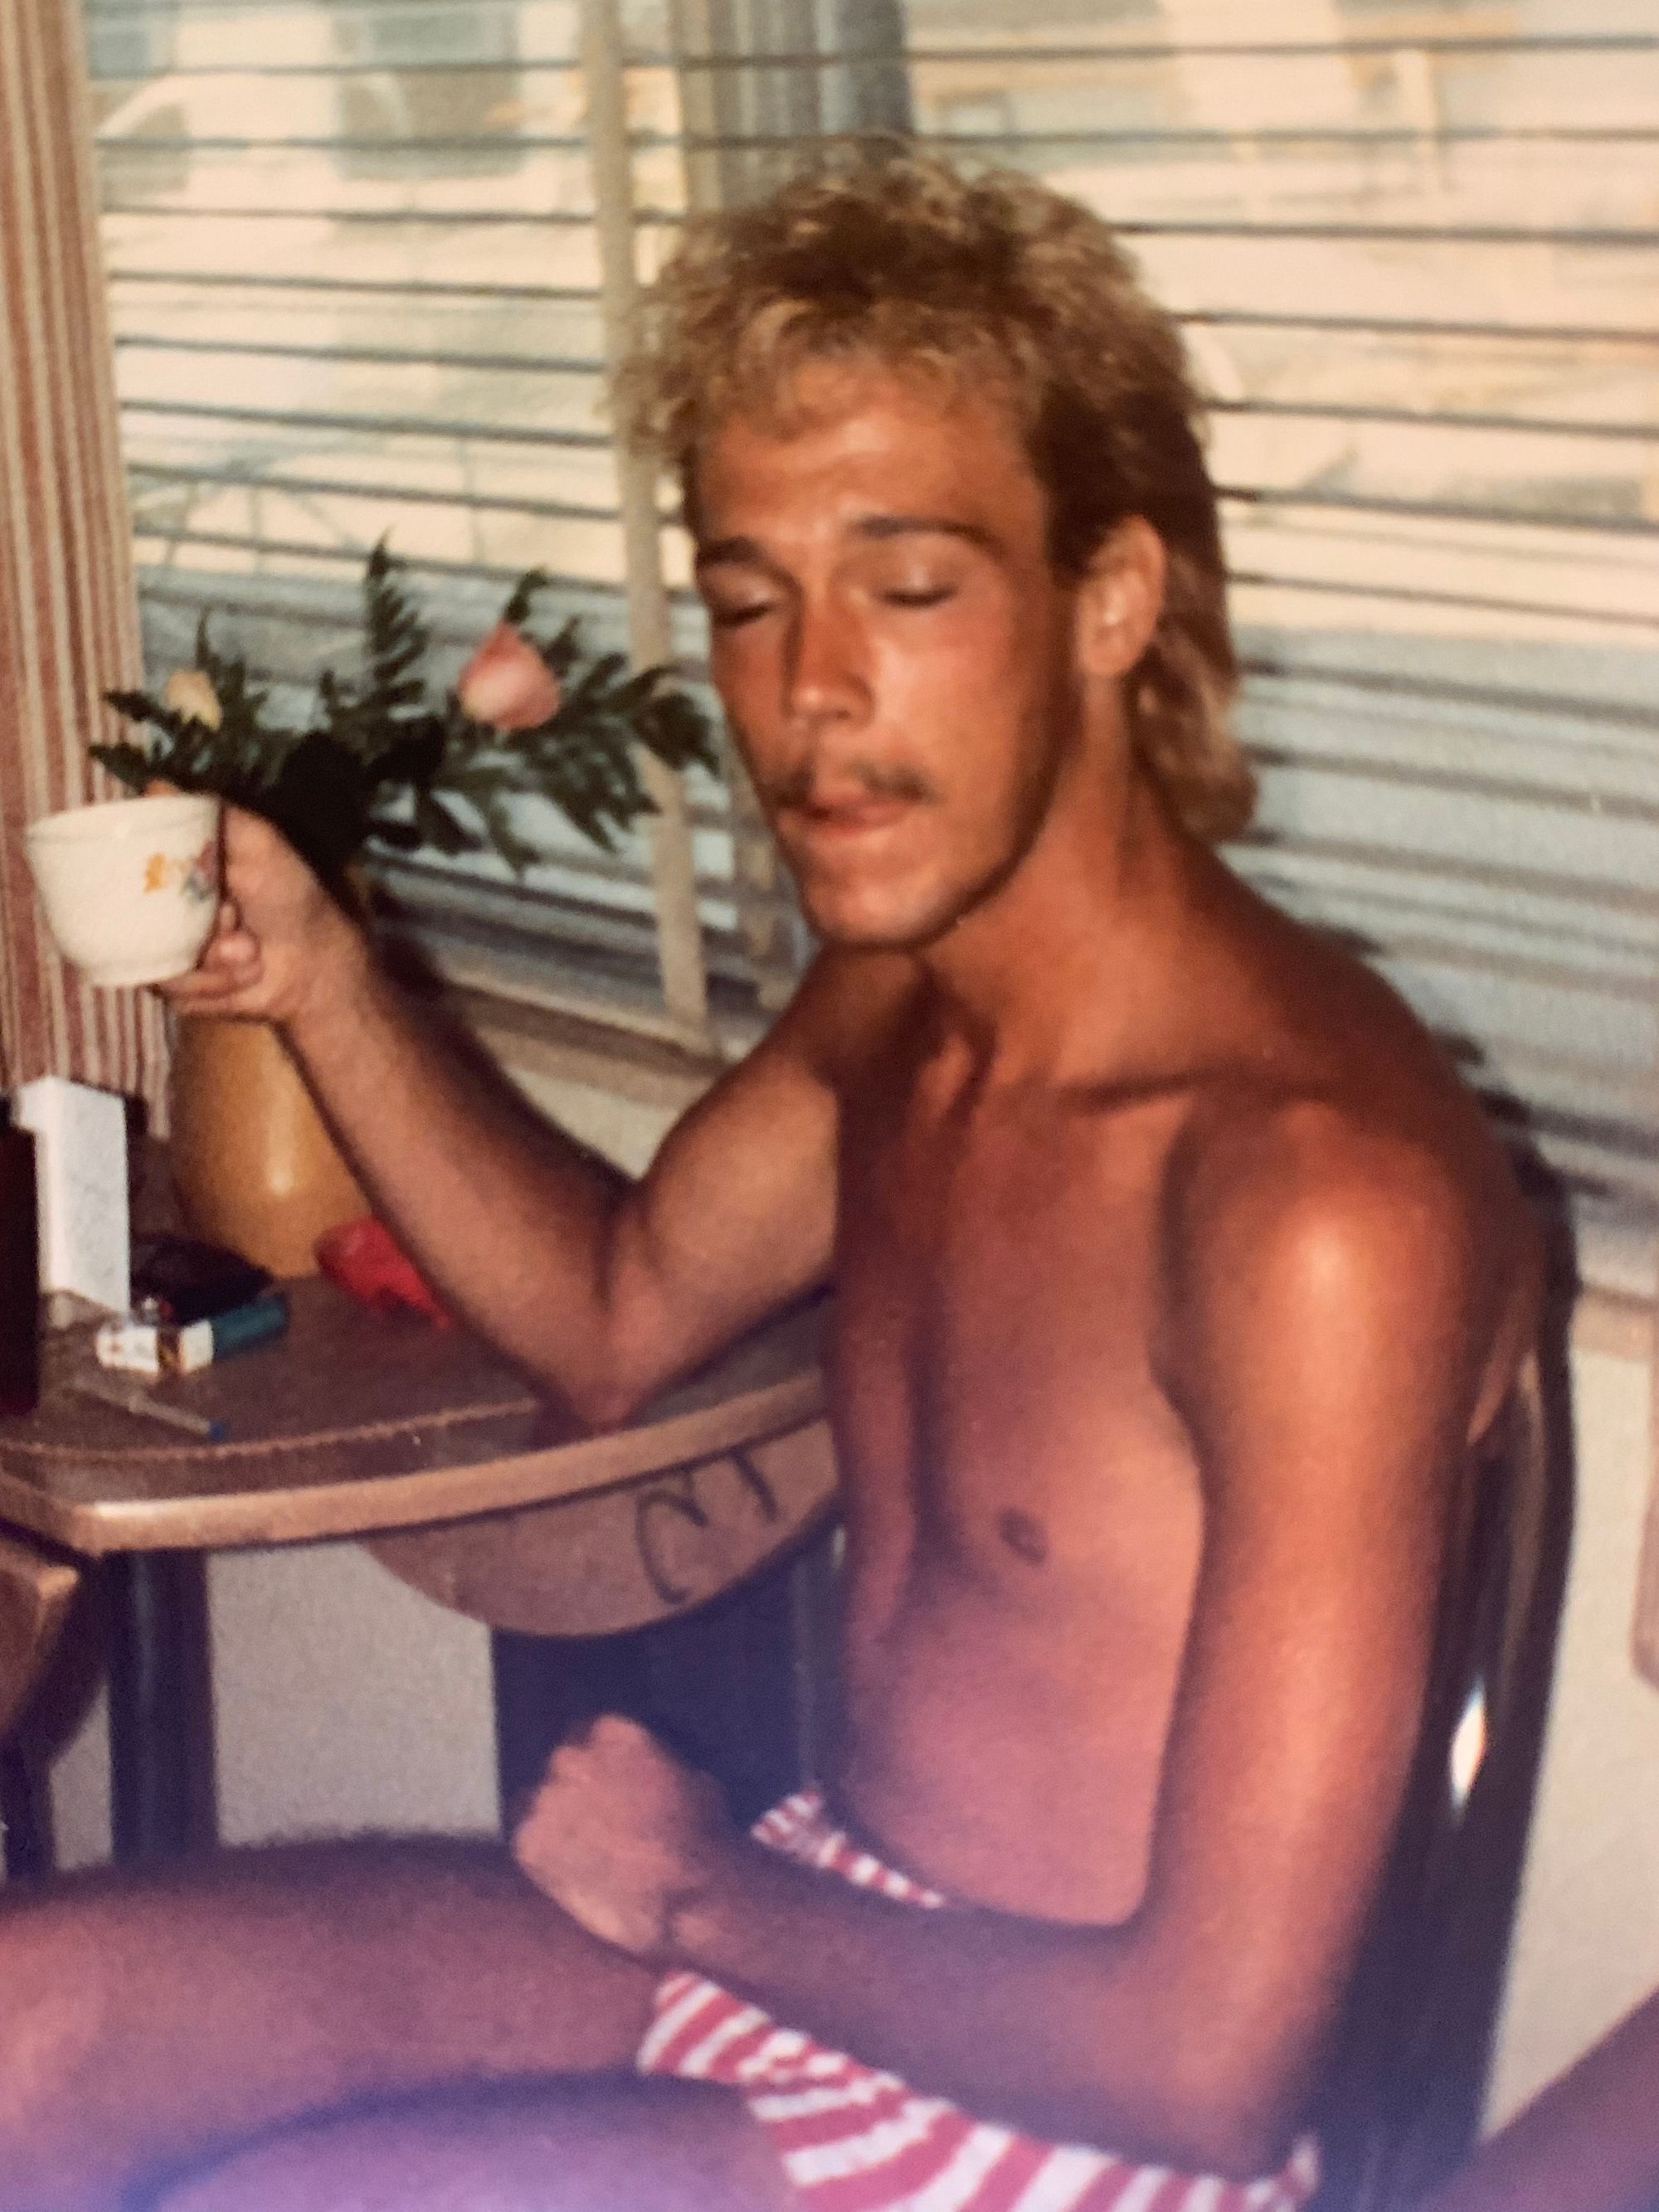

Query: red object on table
<box><xmin>314</xmin><ymin>1218</ymin><xmax>452</xmax><ymax>1327</ymax></box>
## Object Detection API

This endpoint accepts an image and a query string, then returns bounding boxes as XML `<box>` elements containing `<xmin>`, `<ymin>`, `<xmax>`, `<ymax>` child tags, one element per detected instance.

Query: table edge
<box><xmin>0</xmin><ymin>1368</ymin><xmax>832</xmax><ymax>1555</ymax></box>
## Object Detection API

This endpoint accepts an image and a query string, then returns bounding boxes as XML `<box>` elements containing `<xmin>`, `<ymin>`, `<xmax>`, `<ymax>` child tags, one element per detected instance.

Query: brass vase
<box><xmin>168</xmin><ymin>1017</ymin><xmax>367</xmax><ymax>1278</ymax></box>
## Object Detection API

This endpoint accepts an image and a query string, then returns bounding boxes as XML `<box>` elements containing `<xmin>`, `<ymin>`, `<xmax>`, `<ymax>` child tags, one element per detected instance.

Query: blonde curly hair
<box><xmin>617</xmin><ymin>150</ymin><xmax>1253</xmax><ymax>843</ymax></box>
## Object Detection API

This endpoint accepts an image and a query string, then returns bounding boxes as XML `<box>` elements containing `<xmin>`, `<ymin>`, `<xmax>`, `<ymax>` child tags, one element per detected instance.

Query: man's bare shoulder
<box><xmin>1169</xmin><ymin>1079</ymin><xmax>1496</xmax><ymax>1291</ymax></box>
<box><xmin>1158</xmin><ymin>1066</ymin><xmax>1540</xmax><ymax>1462</ymax></box>
<box><xmin>1135</xmin><ymin>868</ymin><xmax>1540</xmax><ymax>1424</ymax></box>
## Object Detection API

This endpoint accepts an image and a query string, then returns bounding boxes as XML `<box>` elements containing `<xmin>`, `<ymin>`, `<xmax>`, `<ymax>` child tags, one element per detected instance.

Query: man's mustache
<box><xmin>764</xmin><ymin>761</ymin><xmax>937</xmax><ymax>810</ymax></box>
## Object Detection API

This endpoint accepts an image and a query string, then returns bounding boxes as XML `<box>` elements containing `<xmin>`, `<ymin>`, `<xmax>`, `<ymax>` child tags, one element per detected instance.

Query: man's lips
<box><xmin>779</xmin><ymin>793</ymin><xmax>920</xmax><ymax>843</ymax></box>
<box><xmin>796</xmin><ymin>800</ymin><xmax>916</xmax><ymax>840</ymax></box>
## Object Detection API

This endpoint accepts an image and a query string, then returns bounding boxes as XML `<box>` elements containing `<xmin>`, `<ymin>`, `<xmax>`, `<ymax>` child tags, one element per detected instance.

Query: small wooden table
<box><xmin>0</xmin><ymin>1281</ymin><xmax>834</xmax><ymax>1866</ymax></box>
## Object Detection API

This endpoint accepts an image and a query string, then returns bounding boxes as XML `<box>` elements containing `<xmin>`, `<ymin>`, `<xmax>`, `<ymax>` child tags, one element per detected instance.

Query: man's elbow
<box><xmin>1161</xmin><ymin>2079</ymin><xmax>1306</xmax><ymax>2183</ymax></box>
<box><xmin>1065</xmin><ymin>2033</ymin><xmax>1311</xmax><ymax>2181</ymax></box>
<box><xmin>1131</xmin><ymin>2084</ymin><xmax>1303</xmax><ymax>2183</ymax></box>
<box><xmin>1193</xmin><ymin>2043</ymin><xmax>1320</xmax><ymax>2180</ymax></box>
<box><xmin>556</xmin><ymin>1367</ymin><xmax>645</xmax><ymax>1431</ymax></box>
<box><xmin>532</xmin><ymin>1292</ymin><xmax>666</xmax><ymax>1431</ymax></box>
<box><xmin>548</xmin><ymin>1363</ymin><xmax>653</xmax><ymax>1432</ymax></box>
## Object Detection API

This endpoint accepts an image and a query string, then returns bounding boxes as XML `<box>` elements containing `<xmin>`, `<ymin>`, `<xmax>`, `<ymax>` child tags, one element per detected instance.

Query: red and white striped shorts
<box><xmin>639</xmin><ymin>1789</ymin><xmax>1321</xmax><ymax>2212</ymax></box>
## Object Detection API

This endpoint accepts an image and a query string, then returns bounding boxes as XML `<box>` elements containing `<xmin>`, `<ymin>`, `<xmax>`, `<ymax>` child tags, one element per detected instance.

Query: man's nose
<box><xmin>784</xmin><ymin>600</ymin><xmax>868</xmax><ymax>727</ymax></box>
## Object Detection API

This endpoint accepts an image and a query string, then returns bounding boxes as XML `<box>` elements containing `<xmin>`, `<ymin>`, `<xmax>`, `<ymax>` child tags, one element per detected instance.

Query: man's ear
<box><xmin>1074</xmin><ymin>516</ymin><xmax>1166</xmax><ymax>679</ymax></box>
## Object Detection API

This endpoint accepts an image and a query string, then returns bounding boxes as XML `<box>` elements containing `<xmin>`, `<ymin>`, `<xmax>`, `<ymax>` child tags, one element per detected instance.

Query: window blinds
<box><xmin>83</xmin><ymin>0</ymin><xmax>799</xmax><ymax>1053</ymax></box>
<box><xmin>677</xmin><ymin>0</ymin><xmax>1659</xmax><ymax>1261</ymax></box>
<box><xmin>83</xmin><ymin>0</ymin><xmax>1659</xmax><ymax>1260</ymax></box>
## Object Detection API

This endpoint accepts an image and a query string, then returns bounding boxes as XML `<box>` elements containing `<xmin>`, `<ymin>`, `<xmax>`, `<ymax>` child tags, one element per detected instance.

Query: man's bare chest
<box><xmin>828</xmin><ymin>1082</ymin><xmax>1201</xmax><ymax>1581</ymax></box>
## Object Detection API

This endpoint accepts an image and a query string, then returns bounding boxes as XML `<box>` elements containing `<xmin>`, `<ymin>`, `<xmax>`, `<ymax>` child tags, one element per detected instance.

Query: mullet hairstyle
<box><xmin>616</xmin><ymin>150</ymin><xmax>1254</xmax><ymax>843</ymax></box>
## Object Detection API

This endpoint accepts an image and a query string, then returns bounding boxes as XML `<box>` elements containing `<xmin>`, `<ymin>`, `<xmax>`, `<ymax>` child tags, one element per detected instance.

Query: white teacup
<box><xmin>24</xmin><ymin>792</ymin><xmax>222</xmax><ymax>989</ymax></box>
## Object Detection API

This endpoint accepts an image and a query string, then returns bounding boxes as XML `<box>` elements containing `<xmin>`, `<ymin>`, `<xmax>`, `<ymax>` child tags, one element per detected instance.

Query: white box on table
<box><xmin>13</xmin><ymin>1075</ymin><xmax>130</xmax><ymax>1314</ymax></box>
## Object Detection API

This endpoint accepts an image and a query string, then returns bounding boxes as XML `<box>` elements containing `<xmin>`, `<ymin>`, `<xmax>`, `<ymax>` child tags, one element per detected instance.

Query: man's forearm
<box><xmin>669</xmin><ymin>1835</ymin><xmax>1289</xmax><ymax>2177</ymax></box>
<box><xmin>277</xmin><ymin>927</ymin><xmax>635</xmax><ymax>1415</ymax></box>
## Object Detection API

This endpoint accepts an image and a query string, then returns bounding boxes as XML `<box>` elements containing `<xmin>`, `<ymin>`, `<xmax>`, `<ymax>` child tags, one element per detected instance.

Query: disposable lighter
<box><xmin>95</xmin><ymin>1292</ymin><xmax>289</xmax><ymax>1378</ymax></box>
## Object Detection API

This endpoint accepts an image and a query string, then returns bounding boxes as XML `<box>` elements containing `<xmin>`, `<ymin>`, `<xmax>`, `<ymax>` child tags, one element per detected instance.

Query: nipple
<box><xmin>998</xmin><ymin>1508</ymin><xmax>1048</xmax><ymax>1568</ymax></box>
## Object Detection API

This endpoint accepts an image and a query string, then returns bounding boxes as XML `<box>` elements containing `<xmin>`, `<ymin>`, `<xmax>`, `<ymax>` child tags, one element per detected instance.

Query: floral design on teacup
<box><xmin>143</xmin><ymin>839</ymin><xmax>218</xmax><ymax>903</ymax></box>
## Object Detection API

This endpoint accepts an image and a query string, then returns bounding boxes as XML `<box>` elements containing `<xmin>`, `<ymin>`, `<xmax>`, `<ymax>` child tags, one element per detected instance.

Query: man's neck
<box><xmin>914</xmin><ymin>767</ymin><xmax>1204</xmax><ymax>1089</ymax></box>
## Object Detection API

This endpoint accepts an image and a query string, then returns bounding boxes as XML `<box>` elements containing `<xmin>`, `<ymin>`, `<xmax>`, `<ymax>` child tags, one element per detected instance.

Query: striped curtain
<box><xmin>0</xmin><ymin>0</ymin><xmax>166</xmax><ymax>1121</ymax></box>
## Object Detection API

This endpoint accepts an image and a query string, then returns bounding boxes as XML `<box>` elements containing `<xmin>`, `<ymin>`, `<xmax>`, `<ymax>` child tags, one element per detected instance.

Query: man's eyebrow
<box><xmin>854</xmin><ymin>514</ymin><xmax>1001</xmax><ymax>552</ymax></box>
<box><xmin>694</xmin><ymin>535</ymin><xmax>768</xmax><ymax>571</ymax></box>
<box><xmin>695</xmin><ymin>516</ymin><xmax>1000</xmax><ymax>569</ymax></box>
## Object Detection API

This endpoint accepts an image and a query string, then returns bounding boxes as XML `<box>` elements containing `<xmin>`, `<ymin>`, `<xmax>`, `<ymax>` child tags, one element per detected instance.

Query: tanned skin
<box><xmin>1418</xmin><ymin>1987</ymin><xmax>1659</xmax><ymax>2212</ymax></box>
<box><xmin>0</xmin><ymin>364</ymin><xmax>1537</xmax><ymax>2212</ymax></box>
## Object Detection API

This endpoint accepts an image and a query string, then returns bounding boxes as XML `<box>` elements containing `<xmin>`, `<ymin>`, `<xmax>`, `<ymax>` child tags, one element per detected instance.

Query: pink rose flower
<box><xmin>161</xmin><ymin>668</ymin><xmax>223</xmax><ymax>730</ymax></box>
<box><xmin>456</xmin><ymin>621</ymin><xmax>561</xmax><ymax>731</ymax></box>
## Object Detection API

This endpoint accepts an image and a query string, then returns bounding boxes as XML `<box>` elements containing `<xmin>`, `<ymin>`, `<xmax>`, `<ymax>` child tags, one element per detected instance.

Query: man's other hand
<box><xmin>163</xmin><ymin>806</ymin><xmax>367</xmax><ymax>1029</ymax></box>
<box><xmin>512</xmin><ymin>1716</ymin><xmax>738</xmax><ymax>1961</ymax></box>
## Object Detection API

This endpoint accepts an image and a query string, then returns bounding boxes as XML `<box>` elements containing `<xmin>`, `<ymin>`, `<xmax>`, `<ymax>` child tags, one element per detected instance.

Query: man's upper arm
<box><xmin>597</xmin><ymin>950</ymin><xmax>908</xmax><ymax>1408</ymax></box>
<box><xmin>1127</xmin><ymin>1106</ymin><xmax>1496</xmax><ymax>2153</ymax></box>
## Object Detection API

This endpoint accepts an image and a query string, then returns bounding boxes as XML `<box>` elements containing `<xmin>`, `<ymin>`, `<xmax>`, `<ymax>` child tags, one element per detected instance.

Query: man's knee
<box><xmin>0</xmin><ymin>1884</ymin><xmax>121</xmax><ymax>2206</ymax></box>
<box><xmin>0</xmin><ymin>1840</ymin><xmax>659</xmax><ymax>2212</ymax></box>
<box><xmin>148</xmin><ymin>2079</ymin><xmax>795</xmax><ymax>2212</ymax></box>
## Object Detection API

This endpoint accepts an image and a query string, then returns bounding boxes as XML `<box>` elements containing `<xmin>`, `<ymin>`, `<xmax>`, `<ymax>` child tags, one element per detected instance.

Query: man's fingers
<box><xmin>590</xmin><ymin>1714</ymin><xmax>652</xmax><ymax>1749</ymax></box>
<box><xmin>163</xmin><ymin>975</ymin><xmax>255</xmax><ymax>1012</ymax></box>
<box><xmin>548</xmin><ymin>1712</ymin><xmax>647</xmax><ymax>1767</ymax></box>
<box><xmin>170</xmin><ymin>919</ymin><xmax>260</xmax><ymax>980</ymax></box>
<box><xmin>221</xmin><ymin>799</ymin><xmax>281</xmax><ymax>848</ymax></box>
<box><xmin>204</xmin><ymin>924</ymin><xmax>261</xmax><ymax>971</ymax></box>
<box><xmin>159</xmin><ymin>928</ymin><xmax>264</xmax><ymax>1009</ymax></box>
<box><xmin>511</xmin><ymin>1791</ymin><xmax>571</xmax><ymax>1891</ymax></box>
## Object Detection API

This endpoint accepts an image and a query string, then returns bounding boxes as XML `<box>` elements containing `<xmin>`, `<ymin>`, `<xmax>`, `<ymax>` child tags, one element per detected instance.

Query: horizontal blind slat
<box><xmin>896</xmin><ymin>3</ymin><xmax>1656</xmax><ymax>1234</ymax></box>
<box><xmin>85</xmin><ymin>0</ymin><xmax>791</xmax><ymax>1037</ymax></box>
<box><xmin>84</xmin><ymin>2</ymin><xmax>1659</xmax><ymax>1225</ymax></box>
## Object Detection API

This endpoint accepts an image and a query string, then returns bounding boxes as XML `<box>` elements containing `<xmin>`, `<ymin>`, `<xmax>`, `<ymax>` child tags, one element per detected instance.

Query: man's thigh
<box><xmin>0</xmin><ymin>1835</ymin><xmax>659</xmax><ymax>2212</ymax></box>
<box><xmin>153</xmin><ymin>2078</ymin><xmax>797</xmax><ymax>2212</ymax></box>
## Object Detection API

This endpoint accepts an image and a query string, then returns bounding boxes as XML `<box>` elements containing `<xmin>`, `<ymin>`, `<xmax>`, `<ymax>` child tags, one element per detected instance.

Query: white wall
<box><xmin>45</xmin><ymin>1552</ymin><xmax>500</xmax><ymax>1870</ymax></box>
<box><xmin>27</xmin><ymin>1058</ymin><xmax>1659</xmax><ymax>2142</ymax></box>
<box><xmin>1486</xmin><ymin>1327</ymin><xmax>1659</xmax><ymax>2124</ymax></box>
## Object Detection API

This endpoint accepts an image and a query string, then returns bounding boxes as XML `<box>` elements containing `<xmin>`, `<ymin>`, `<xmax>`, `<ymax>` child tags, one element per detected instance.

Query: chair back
<box><xmin>1310</xmin><ymin>1350</ymin><xmax>1570</xmax><ymax>2212</ymax></box>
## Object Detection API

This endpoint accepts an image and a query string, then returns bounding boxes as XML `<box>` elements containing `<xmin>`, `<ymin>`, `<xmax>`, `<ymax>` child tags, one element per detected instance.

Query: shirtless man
<box><xmin>0</xmin><ymin>154</ymin><xmax>1538</xmax><ymax>2212</ymax></box>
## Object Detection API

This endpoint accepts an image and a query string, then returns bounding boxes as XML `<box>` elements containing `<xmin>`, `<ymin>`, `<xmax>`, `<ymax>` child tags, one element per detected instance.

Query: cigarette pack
<box><xmin>95</xmin><ymin>1293</ymin><xmax>289</xmax><ymax>1378</ymax></box>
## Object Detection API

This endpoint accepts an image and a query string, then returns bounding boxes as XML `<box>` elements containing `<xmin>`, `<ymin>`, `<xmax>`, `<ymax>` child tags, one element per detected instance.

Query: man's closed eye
<box><xmin>880</xmin><ymin>585</ymin><xmax>957</xmax><ymax>610</ymax></box>
<box><xmin>707</xmin><ymin>600</ymin><xmax>777</xmax><ymax>630</ymax></box>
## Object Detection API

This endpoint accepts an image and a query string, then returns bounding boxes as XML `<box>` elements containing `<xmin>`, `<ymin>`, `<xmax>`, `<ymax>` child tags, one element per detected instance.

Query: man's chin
<box><xmin>800</xmin><ymin>884</ymin><xmax>962</xmax><ymax>955</ymax></box>
<box><xmin>791</xmin><ymin>840</ymin><xmax>1023</xmax><ymax>952</ymax></box>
